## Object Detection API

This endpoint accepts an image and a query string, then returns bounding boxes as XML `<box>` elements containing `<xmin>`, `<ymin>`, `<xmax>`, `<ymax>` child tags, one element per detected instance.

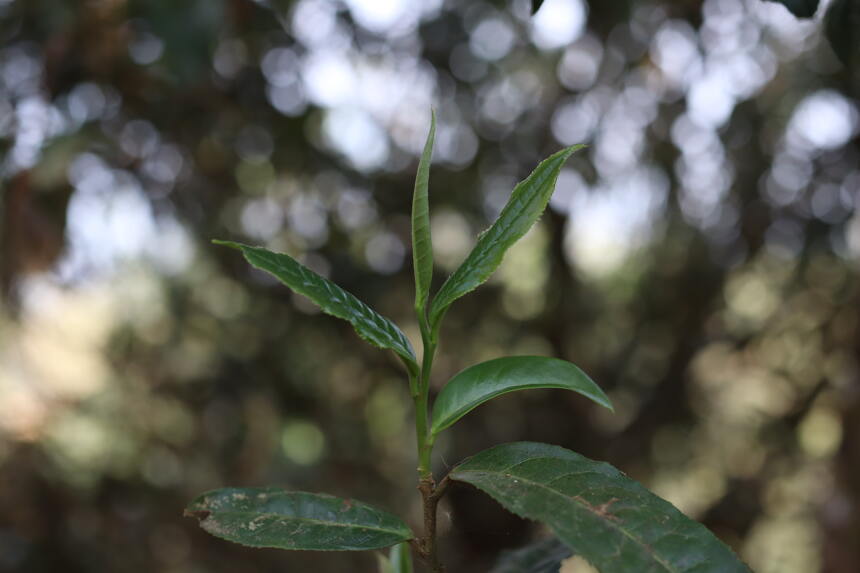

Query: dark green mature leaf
<box><xmin>378</xmin><ymin>542</ymin><xmax>414</xmax><ymax>573</ymax></box>
<box><xmin>450</xmin><ymin>443</ymin><xmax>751</xmax><ymax>573</ymax></box>
<box><xmin>765</xmin><ymin>0</ymin><xmax>819</xmax><ymax>17</ymax></box>
<box><xmin>185</xmin><ymin>488</ymin><xmax>413</xmax><ymax>551</ymax></box>
<box><xmin>428</xmin><ymin>145</ymin><xmax>584</xmax><ymax>331</ymax></box>
<box><xmin>215</xmin><ymin>241</ymin><xmax>418</xmax><ymax>372</ymax></box>
<box><xmin>412</xmin><ymin>110</ymin><xmax>436</xmax><ymax>314</ymax></box>
<box><xmin>431</xmin><ymin>356</ymin><xmax>611</xmax><ymax>436</ymax></box>
<box><xmin>491</xmin><ymin>536</ymin><xmax>572</xmax><ymax>573</ymax></box>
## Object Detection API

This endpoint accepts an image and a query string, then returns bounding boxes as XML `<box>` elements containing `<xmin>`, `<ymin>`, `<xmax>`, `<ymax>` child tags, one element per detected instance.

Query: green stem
<box><xmin>413</xmin><ymin>307</ymin><xmax>445</xmax><ymax>571</ymax></box>
<box><xmin>415</xmin><ymin>312</ymin><xmax>436</xmax><ymax>478</ymax></box>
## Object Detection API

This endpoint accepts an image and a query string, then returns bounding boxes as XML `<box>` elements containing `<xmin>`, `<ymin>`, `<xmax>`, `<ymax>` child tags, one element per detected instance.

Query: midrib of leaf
<box><xmin>245</xmin><ymin>247</ymin><xmax>415</xmax><ymax>359</ymax></box>
<box><xmin>412</xmin><ymin>110</ymin><xmax>435</xmax><ymax>312</ymax></box>
<box><xmin>453</xmin><ymin>467</ymin><xmax>676</xmax><ymax>573</ymax></box>
<box><xmin>441</xmin><ymin>164</ymin><xmax>554</xmax><ymax>292</ymax></box>
<box><xmin>429</xmin><ymin>146</ymin><xmax>580</xmax><ymax>328</ymax></box>
<box><xmin>469</xmin><ymin>162</ymin><xmax>556</xmax><ymax>267</ymax></box>
<box><xmin>205</xmin><ymin>511</ymin><xmax>409</xmax><ymax>536</ymax></box>
<box><xmin>433</xmin><ymin>382</ymin><xmax>586</xmax><ymax>435</ymax></box>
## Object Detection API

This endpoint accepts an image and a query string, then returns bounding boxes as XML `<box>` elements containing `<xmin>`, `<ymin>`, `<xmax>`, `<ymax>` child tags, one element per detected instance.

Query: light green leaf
<box><xmin>214</xmin><ymin>241</ymin><xmax>417</xmax><ymax>372</ymax></box>
<box><xmin>428</xmin><ymin>145</ymin><xmax>584</xmax><ymax>331</ymax></box>
<box><xmin>185</xmin><ymin>488</ymin><xmax>413</xmax><ymax>551</ymax></box>
<box><xmin>412</xmin><ymin>110</ymin><xmax>436</xmax><ymax>314</ymax></box>
<box><xmin>377</xmin><ymin>542</ymin><xmax>414</xmax><ymax>573</ymax></box>
<box><xmin>450</xmin><ymin>442</ymin><xmax>751</xmax><ymax>573</ymax></box>
<box><xmin>431</xmin><ymin>356</ymin><xmax>612</xmax><ymax>436</ymax></box>
<box><xmin>491</xmin><ymin>536</ymin><xmax>572</xmax><ymax>573</ymax></box>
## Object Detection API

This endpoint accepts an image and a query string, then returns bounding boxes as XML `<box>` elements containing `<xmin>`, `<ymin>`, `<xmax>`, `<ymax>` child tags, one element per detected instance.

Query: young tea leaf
<box><xmin>185</xmin><ymin>488</ymin><xmax>413</xmax><ymax>551</ymax></box>
<box><xmin>491</xmin><ymin>536</ymin><xmax>573</xmax><ymax>573</ymax></box>
<box><xmin>412</xmin><ymin>110</ymin><xmax>436</xmax><ymax>314</ymax></box>
<box><xmin>214</xmin><ymin>241</ymin><xmax>418</xmax><ymax>372</ymax></box>
<box><xmin>450</xmin><ymin>442</ymin><xmax>751</xmax><ymax>573</ymax></box>
<box><xmin>428</xmin><ymin>145</ymin><xmax>584</xmax><ymax>331</ymax></box>
<box><xmin>430</xmin><ymin>356</ymin><xmax>611</xmax><ymax>436</ymax></box>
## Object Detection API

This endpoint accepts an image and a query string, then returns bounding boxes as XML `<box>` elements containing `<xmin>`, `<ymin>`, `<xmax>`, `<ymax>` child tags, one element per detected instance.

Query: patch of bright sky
<box><xmin>531</xmin><ymin>0</ymin><xmax>587</xmax><ymax>51</ymax></box>
<box><xmin>321</xmin><ymin>106</ymin><xmax>390</xmax><ymax>172</ymax></box>
<box><xmin>470</xmin><ymin>15</ymin><xmax>517</xmax><ymax>61</ymax></box>
<box><xmin>786</xmin><ymin>90</ymin><xmax>859</xmax><ymax>152</ymax></box>
<box><xmin>341</xmin><ymin>0</ymin><xmax>443</xmax><ymax>37</ymax></box>
<box><xmin>14</xmin><ymin>0</ymin><xmax>859</xmax><ymax>289</ymax></box>
<box><xmin>560</xmin><ymin>166</ymin><xmax>669</xmax><ymax>277</ymax></box>
<box><xmin>59</xmin><ymin>153</ymin><xmax>194</xmax><ymax>280</ymax></box>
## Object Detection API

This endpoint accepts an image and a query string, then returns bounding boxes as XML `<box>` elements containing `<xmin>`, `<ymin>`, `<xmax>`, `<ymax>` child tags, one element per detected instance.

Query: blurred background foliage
<box><xmin>0</xmin><ymin>0</ymin><xmax>858</xmax><ymax>571</ymax></box>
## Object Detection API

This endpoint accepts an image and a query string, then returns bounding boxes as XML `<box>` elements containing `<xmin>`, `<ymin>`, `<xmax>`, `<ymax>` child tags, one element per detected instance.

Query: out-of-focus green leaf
<box><xmin>531</xmin><ymin>0</ymin><xmax>546</xmax><ymax>15</ymax></box>
<box><xmin>412</xmin><ymin>110</ymin><xmax>436</xmax><ymax>315</ymax></box>
<box><xmin>214</xmin><ymin>241</ymin><xmax>418</xmax><ymax>372</ymax></box>
<box><xmin>428</xmin><ymin>145</ymin><xmax>584</xmax><ymax>332</ymax></box>
<box><xmin>185</xmin><ymin>488</ymin><xmax>413</xmax><ymax>551</ymax></box>
<box><xmin>430</xmin><ymin>356</ymin><xmax>612</xmax><ymax>436</ymax></box>
<box><xmin>377</xmin><ymin>542</ymin><xmax>414</xmax><ymax>573</ymax></box>
<box><xmin>491</xmin><ymin>536</ymin><xmax>572</xmax><ymax>573</ymax></box>
<box><xmin>824</xmin><ymin>0</ymin><xmax>860</xmax><ymax>65</ymax></box>
<box><xmin>450</xmin><ymin>442</ymin><xmax>751</xmax><ymax>573</ymax></box>
<box><xmin>765</xmin><ymin>0</ymin><xmax>819</xmax><ymax>17</ymax></box>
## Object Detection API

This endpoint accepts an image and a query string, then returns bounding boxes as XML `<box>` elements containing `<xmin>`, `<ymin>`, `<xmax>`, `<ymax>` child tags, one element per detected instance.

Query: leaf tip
<box><xmin>184</xmin><ymin>508</ymin><xmax>211</xmax><ymax>521</ymax></box>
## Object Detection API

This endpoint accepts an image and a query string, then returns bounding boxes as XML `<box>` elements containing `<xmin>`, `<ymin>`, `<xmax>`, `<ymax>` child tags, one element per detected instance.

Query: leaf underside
<box><xmin>412</xmin><ymin>110</ymin><xmax>436</xmax><ymax>313</ymax></box>
<box><xmin>428</xmin><ymin>145</ymin><xmax>584</xmax><ymax>330</ymax></box>
<box><xmin>215</xmin><ymin>241</ymin><xmax>417</xmax><ymax>371</ymax></box>
<box><xmin>491</xmin><ymin>536</ymin><xmax>573</xmax><ymax>573</ymax></box>
<box><xmin>430</xmin><ymin>356</ymin><xmax>612</xmax><ymax>436</ymax></box>
<box><xmin>450</xmin><ymin>442</ymin><xmax>751</xmax><ymax>573</ymax></box>
<box><xmin>185</xmin><ymin>488</ymin><xmax>413</xmax><ymax>551</ymax></box>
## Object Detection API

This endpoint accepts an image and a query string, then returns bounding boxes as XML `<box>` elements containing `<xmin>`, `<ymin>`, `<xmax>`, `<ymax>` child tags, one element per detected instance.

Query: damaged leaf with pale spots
<box><xmin>185</xmin><ymin>488</ymin><xmax>413</xmax><ymax>551</ymax></box>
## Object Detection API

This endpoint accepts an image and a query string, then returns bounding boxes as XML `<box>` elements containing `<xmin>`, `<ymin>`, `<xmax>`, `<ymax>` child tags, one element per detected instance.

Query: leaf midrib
<box><xmin>441</xmin><ymin>160</ymin><xmax>557</xmax><ymax>296</ymax></box>
<box><xmin>452</xmin><ymin>467</ymin><xmax>677</xmax><ymax>573</ymax></box>
<box><xmin>205</xmin><ymin>510</ymin><xmax>411</xmax><ymax>537</ymax></box>
<box><xmin>432</xmin><ymin>382</ymin><xmax>579</xmax><ymax>434</ymax></box>
<box><xmin>243</xmin><ymin>247</ymin><xmax>415</xmax><ymax>360</ymax></box>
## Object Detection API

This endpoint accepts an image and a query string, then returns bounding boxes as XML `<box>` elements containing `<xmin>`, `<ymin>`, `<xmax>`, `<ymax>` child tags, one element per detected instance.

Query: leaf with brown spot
<box><xmin>450</xmin><ymin>442</ymin><xmax>751</xmax><ymax>573</ymax></box>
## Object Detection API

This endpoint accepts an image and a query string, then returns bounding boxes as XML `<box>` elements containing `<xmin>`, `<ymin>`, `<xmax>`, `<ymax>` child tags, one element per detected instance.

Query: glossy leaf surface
<box><xmin>428</xmin><ymin>145</ymin><xmax>584</xmax><ymax>330</ymax></box>
<box><xmin>215</xmin><ymin>241</ymin><xmax>417</xmax><ymax>371</ymax></box>
<box><xmin>491</xmin><ymin>536</ymin><xmax>572</xmax><ymax>573</ymax></box>
<box><xmin>186</xmin><ymin>488</ymin><xmax>413</xmax><ymax>551</ymax></box>
<box><xmin>431</xmin><ymin>356</ymin><xmax>611</xmax><ymax>436</ymax></box>
<box><xmin>412</xmin><ymin>110</ymin><xmax>435</xmax><ymax>313</ymax></box>
<box><xmin>450</xmin><ymin>442</ymin><xmax>751</xmax><ymax>573</ymax></box>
